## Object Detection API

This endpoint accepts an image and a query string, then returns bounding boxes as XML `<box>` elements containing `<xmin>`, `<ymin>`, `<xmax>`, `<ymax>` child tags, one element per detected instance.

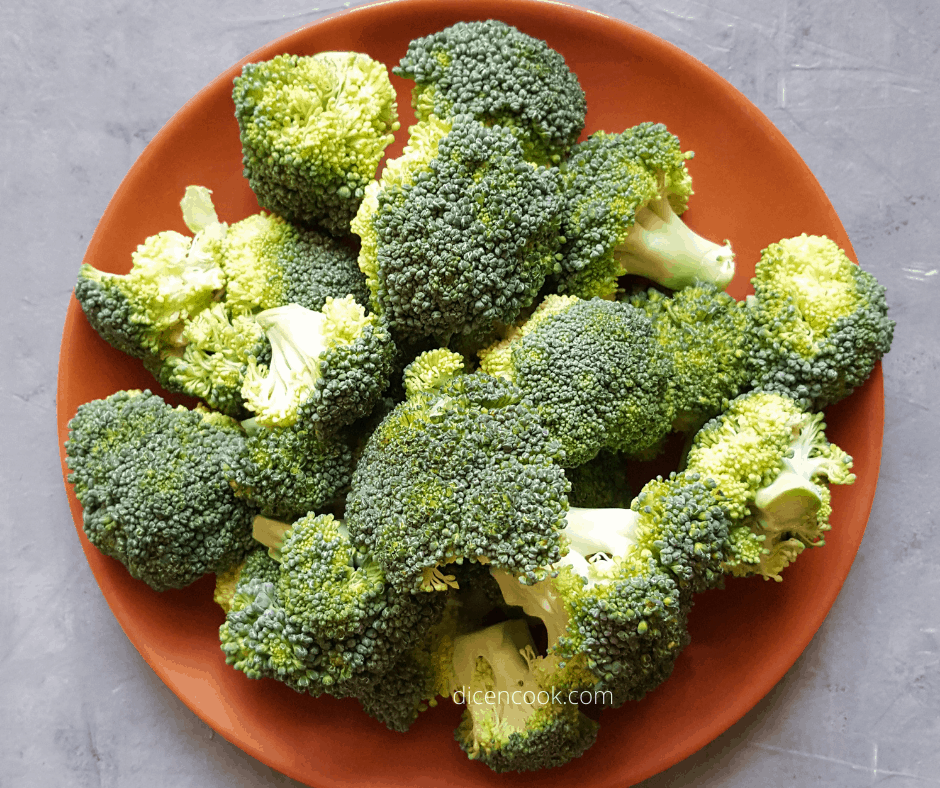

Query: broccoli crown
<box><xmin>224</xmin><ymin>418</ymin><xmax>354</xmax><ymax>521</ymax></box>
<box><xmin>479</xmin><ymin>295</ymin><xmax>675</xmax><ymax>465</ymax></box>
<box><xmin>557</xmin><ymin>125</ymin><xmax>732</xmax><ymax>299</ymax></box>
<box><xmin>221</xmin><ymin>211</ymin><xmax>370</xmax><ymax>316</ymax></box>
<box><xmin>345</xmin><ymin>373</ymin><xmax>570</xmax><ymax>592</ymax></box>
<box><xmin>394</xmin><ymin>20</ymin><xmax>586</xmax><ymax>165</ymax></box>
<box><xmin>154</xmin><ymin>302</ymin><xmax>269</xmax><ymax>417</ymax></box>
<box><xmin>221</xmin><ymin>514</ymin><xmax>447</xmax><ymax>696</ymax></box>
<box><xmin>352</xmin><ymin>115</ymin><xmax>565</xmax><ymax>341</ymax></box>
<box><xmin>75</xmin><ymin>187</ymin><xmax>227</xmax><ymax>359</ymax></box>
<box><xmin>401</xmin><ymin>347</ymin><xmax>467</xmax><ymax>398</ymax></box>
<box><xmin>565</xmin><ymin>451</ymin><xmax>633</xmax><ymax>509</ymax></box>
<box><xmin>745</xmin><ymin>234</ymin><xmax>895</xmax><ymax>409</ymax></box>
<box><xmin>685</xmin><ymin>390</ymin><xmax>855</xmax><ymax>581</ymax></box>
<box><xmin>233</xmin><ymin>52</ymin><xmax>399</xmax><ymax>235</ymax></box>
<box><xmin>240</xmin><ymin>297</ymin><xmax>395</xmax><ymax>434</ymax></box>
<box><xmin>628</xmin><ymin>283</ymin><xmax>752</xmax><ymax>429</ymax></box>
<box><xmin>214</xmin><ymin>546</ymin><xmax>280</xmax><ymax>613</ymax></box>
<box><xmin>65</xmin><ymin>390</ymin><xmax>256</xmax><ymax>591</ymax></box>
<box><xmin>451</xmin><ymin>620</ymin><xmax>598</xmax><ymax>773</ymax></box>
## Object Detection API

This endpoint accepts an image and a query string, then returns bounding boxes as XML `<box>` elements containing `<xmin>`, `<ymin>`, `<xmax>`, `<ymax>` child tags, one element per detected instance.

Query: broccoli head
<box><xmin>352</xmin><ymin>115</ymin><xmax>565</xmax><ymax>341</ymax></box>
<box><xmin>745</xmin><ymin>234</ymin><xmax>895</xmax><ymax>409</ymax></box>
<box><xmin>557</xmin><ymin>124</ymin><xmax>734</xmax><ymax>299</ymax></box>
<box><xmin>75</xmin><ymin>185</ymin><xmax>226</xmax><ymax>360</ymax></box>
<box><xmin>479</xmin><ymin>295</ymin><xmax>675</xmax><ymax>465</ymax></box>
<box><xmin>233</xmin><ymin>52</ymin><xmax>399</xmax><ymax>235</ymax></box>
<box><xmin>240</xmin><ymin>297</ymin><xmax>395</xmax><ymax>435</ymax></box>
<box><xmin>685</xmin><ymin>390</ymin><xmax>856</xmax><ymax>581</ymax></box>
<box><xmin>628</xmin><ymin>282</ymin><xmax>752</xmax><ymax>430</ymax></box>
<box><xmin>345</xmin><ymin>373</ymin><xmax>570</xmax><ymax>593</ymax></box>
<box><xmin>65</xmin><ymin>390</ymin><xmax>257</xmax><ymax>591</ymax></box>
<box><xmin>394</xmin><ymin>20</ymin><xmax>586</xmax><ymax>165</ymax></box>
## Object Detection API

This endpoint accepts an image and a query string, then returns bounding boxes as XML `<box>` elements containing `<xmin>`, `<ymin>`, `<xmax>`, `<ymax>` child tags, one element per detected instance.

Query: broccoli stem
<box><xmin>614</xmin><ymin>196</ymin><xmax>734</xmax><ymax>290</ymax></box>
<box><xmin>753</xmin><ymin>471</ymin><xmax>823</xmax><ymax>531</ymax></box>
<box><xmin>491</xmin><ymin>568</ymin><xmax>570</xmax><ymax>646</ymax></box>
<box><xmin>251</xmin><ymin>514</ymin><xmax>293</xmax><ymax>561</ymax></box>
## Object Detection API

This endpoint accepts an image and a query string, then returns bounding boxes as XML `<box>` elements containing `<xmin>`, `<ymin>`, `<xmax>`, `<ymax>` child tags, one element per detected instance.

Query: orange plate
<box><xmin>56</xmin><ymin>1</ymin><xmax>884</xmax><ymax>785</ymax></box>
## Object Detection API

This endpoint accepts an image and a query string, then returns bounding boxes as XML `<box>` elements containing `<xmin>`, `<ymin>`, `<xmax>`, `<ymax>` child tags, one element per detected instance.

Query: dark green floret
<box><xmin>744</xmin><ymin>234</ymin><xmax>895</xmax><ymax>409</ymax></box>
<box><xmin>233</xmin><ymin>52</ymin><xmax>399</xmax><ymax>235</ymax></box>
<box><xmin>557</xmin><ymin>124</ymin><xmax>733</xmax><ymax>300</ymax></box>
<box><xmin>394</xmin><ymin>19</ymin><xmax>586</xmax><ymax>165</ymax></box>
<box><xmin>220</xmin><ymin>514</ymin><xmax>447</xmax><ymax>696</ymax></box>
<box><xmin>345</xmin><ymin>373</ymin><xmax>570</xmax><ymax>593</ymax></box>
<box><xmin>352</xmin><ymin>115</ymin><xmax>565</xmax><ymax>342</ymax></box>
<box><xmin>479</xmin><ymin>295</ymin><xmax>675</xmax><ymax>465</ymax></box>
<box><xmin>65</xmin><ymin>390</ymin><xmax>257</xmax><ymax>591</ymax></box>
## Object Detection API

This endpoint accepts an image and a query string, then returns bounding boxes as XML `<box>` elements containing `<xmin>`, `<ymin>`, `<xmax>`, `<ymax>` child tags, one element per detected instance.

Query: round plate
<box><xmin>56</xmin><ymin>1</ymin><xmax>884</xmax><ymax>785</ymax></box>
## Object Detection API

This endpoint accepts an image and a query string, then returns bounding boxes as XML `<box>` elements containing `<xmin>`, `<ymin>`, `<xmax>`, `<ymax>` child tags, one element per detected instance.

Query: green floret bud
<box><xmin>394</xmin><ymin>20</ymin><xmax>587</xmax><ymax>166</ymax></box>
<box><xmin>65</xmin><ymin>390</ymin><xmax>256</xmax><ymax>591</ymax></box>
<box><xmin>685</xmin><ymin>391</ymin><xmax>855</xmax><ymax>581</ymax></box>
<box><xmin>233</xmin><ymin>52</ymin><xmax>400</xmax><ymax>235</ymax></box>
<box><xmin>745</xmin><ymin>234</ymin><xmax>895</xmax><ymax>409</ymax></box>
<box><xmin>479</xmin><ymin>295</ymin><xmax>675</xmax><ymax>466</ymax></box>
<box><xmin>222</xmin><ymin>211</ymin><xmax>370</xmax><ymax>316</ymax></box>
<box><xmin>402</xmin><ymin>348</ymin><xmax>467</xmax><ymax>398</ymax></box>
<box><xmin>345</xmin><ymin>373</ymin><xmax>570</xmax><ymax>593</ymax></box>
<box><xmin>241</xmin><ymin>296</ymin><xmax>395</xmax><ymax>435</ymax></box>
<box><xmin>557</xmin><ymin>124</ymin><xmax>733</xmax><ymax>300</ymax></box>
<box><xmin>75</xmin><ymin>186</ymin><xmax>227</xmax><ymax>359</ymax></box>
<box><xmin>451</xmin><ymin>620</ymin><xmax>598</xmax><ymax>773</ymax></box>
<box><xmin>628</xmin><ymin>283</ymin><xmax>752</xmax><ymax>430</ymax></box>
<box><xmin>225</xmin><ymin>417</ymin><xmax>354</xmax><ymax>521</ymax></box>
<box><xmin>352</xmin><ymin>115</ymin><xmax>565</xmax><ymax>342</ymax></box>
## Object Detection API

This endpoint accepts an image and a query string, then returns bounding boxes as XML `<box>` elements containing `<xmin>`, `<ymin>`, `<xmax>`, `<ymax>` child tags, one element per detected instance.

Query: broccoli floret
<box><xmin>65</xmin><ymin>390</ymin><xmax>257</xmax><ymax>591</ymax></box>
<box><xmin>557</xmin><ymin>124</ymin><xmax>734</xmax><ymax>299</ymax></box>
<box><xmin>213</xmin><ymin>545</ymin><xmax>281</xmax><ymax>613</ymax></box>
<box><xmin>345</xmin><ymin>373</ymin><xmax>570</xmax><ymax>593</ymax></box>
<box><xmin>479</xmin><ymin>295</ymin><xmax>675</xmax><ymax>465</ymax></box>
<box><xmin>352</xmin><ymin>115</ymin><xmax>565</xmax><ymax>341</ymax></box>
<box><xmin>401</xmin><ymin>347</ymin><xmax>467</xmax><ymax>398</ymax></box>
<box><xmin>233</xmin><ymin>52</ymin><xmax>399</xmax><ymax>235</ymax></box>
<box><xmin>565</xmin><ymin>451</ymin><xmax>633</xmax><ymax>509</ymax></box>
<box><xmin>220</xmin><ymin>513</ymin><xmax>447</xmax><ymax>696</ymax></box>
<box><xmin>491</xmin><ymin>471</ymin><xmax>732</xmax><ymax>707</ymax></box>
<box><xmin>628</xmin><ymin>283</ymin><xmax>752</xmax><ymax>430</ymax></box>
<box><xmin>240</xmin><ymin>297</ymin><xmax>395</xmax><ymax>435</ymax></box>
<box><xmin>685</xmin><ymin>391</ymin><xmax>856</xmax><ymax>581</ymax></box>
<box><xmin>153</xmin><ymin>302</ymin><xmax>269</xmax><ymax>417</ymax></box>
<box><xmin>745</xmin><ymin>234</ymin><xmax>895</xmax><ymax>409</ymax></box>
<box><xmin>394</xmin><ymin>20</ymin><xmax>586</xmax><ymax>166</ymax></box>
<box><xmin>223</xmin><ymin>417</ymin><xmax>354</xmax><ymax>521</ymax></box>
<box><xmin>75</xmin><ymin>185</ymin><xmax>226</xmax><ymax>360</ymax></box>
<box><xmin>451</xmin><ymin>620</ymin><xmax>599</xmax><ymax>773</ymax></box>
<box><xmin>221</xmin><ymin>210</ymin><xmax>370</xmax><ymax>316</ymax></box>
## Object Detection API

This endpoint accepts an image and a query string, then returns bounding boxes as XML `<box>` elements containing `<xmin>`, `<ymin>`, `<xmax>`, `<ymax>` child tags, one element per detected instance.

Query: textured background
<box><xmin>2</xmin><ymin>0</ymin><xmax>937</xmax><ymax>785</ymax></box>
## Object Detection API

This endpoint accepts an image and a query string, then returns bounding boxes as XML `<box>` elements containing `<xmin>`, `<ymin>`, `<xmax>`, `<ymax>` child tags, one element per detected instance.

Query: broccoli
<box><xmin>401</xmin><ymin>347</ymin><xmax>467</xmax><ymax>398</ymax></box>
<box><xmin>351</xmin><ymin>115</ymin><xmax>565</xmax><ymax>342</ymax></box>
<box><xmin>75</xmin><ymin>185</ymin><xmax>226</xmax><ymax>360</ymax></box>
<box><xmin>220</xmin><ymin>209</ymin><xmax>370</xmax><ymax>316</ymax></box>
<box><xmin>223</xmin><ymin>417</ymin><xmax>354</xmax><ymax>522</ymax></box>
<box><xmin>65</xmin><ymin>390</ymin><xmax>257</xmax><ymax>591</ymax></box>
<box><xmin>220</xmin><ymin>513</ymin><xmax>447</xmax><ymax>696</ymax></box>
<box><xmin>153</xmin><ymin>301</ymin><xmax>269</xmax><ymax>417</ymax></box>
<box><xmin>213</xmin><ymin>545</ymin><xmax>281</xmax><ymax>613</ymax></box>
<box><xmin>745</xmin><ymin>234</ymin><xmax>895</xmax><ymax>409</ymax></box>
<box><xmin>628</xmin><ymin>282</ymin><xmax>752</xmax><ymax>430</ymax></box>
<box><xmin>491</xmin><ymin>471</ymin><xmax>732</xmax><ymax>707</ymax></box>
<box><xmin>232</xmin><ymin>52</ymin><xmax>399</xmax><ymax>235</ymax></box>
<box><xmin>394</xmin><ymin>20</ymin><xmax>586</xmax><ymax>166</ymax></box>
<box><xmin>451</xmin><ymin>619</ymin><xmax>599</xmax><ymax>772</ymax></box>
<box><xmin>345</xmin><ymin>373</ymin><xmax>570</xmax><ymax>593</ymax></box>
<box><xmin>240</xmin><ymin>297</ymin><xmax>395</xmax><ymax>435</ymax></box>
<box><xmin>478</xmin><ymin>295</ymin><xmax>675</xmax><ymax>466</ymax></box>
<box><xmin>557</xmin><ymin>124</ymin><xmax>734</xmax><ymax>299</ymax></box>
<box><xmin>685</xmin><ymin>391</ymin><xmax>856</xmax><ymax>581</ymax></box>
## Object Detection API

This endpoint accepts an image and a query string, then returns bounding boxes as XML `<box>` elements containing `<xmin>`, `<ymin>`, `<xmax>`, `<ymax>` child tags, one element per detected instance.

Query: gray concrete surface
<box><xmin>2</xmin><ymin>0</ymin><xmax>937</xmax><ymax>785</ymax></box>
